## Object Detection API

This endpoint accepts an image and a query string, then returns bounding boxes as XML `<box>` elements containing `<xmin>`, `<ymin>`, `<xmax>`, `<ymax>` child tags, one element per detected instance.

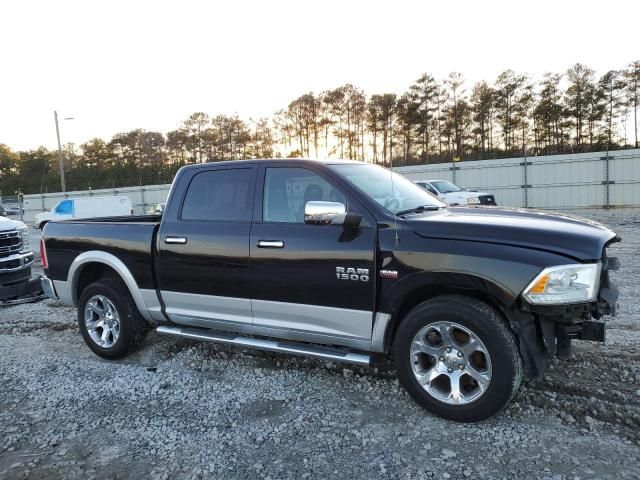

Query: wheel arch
<box><xmin>68</xmin><ymin>251</ymin><xmax>152</xmax><ymax>322</ymax></box>
<box><xmin>378</xmin><ymin>272</ymin><xmax>517</xmax><ymax>352</ymax></box>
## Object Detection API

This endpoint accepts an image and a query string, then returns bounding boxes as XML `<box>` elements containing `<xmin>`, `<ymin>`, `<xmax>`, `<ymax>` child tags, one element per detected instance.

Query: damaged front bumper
<box><xmin>509</xmin><ymin>255</ymin><xmax>619</xmax><ymax>378</ymax></box>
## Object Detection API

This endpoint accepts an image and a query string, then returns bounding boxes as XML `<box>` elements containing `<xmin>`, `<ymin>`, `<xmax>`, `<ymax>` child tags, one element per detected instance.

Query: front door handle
<box><xmin>257</xmin><ymin>240</ymin><xmax>284</xmax><ymax>248</ymax></box>
<box><xmin>165</xmin><ymin>236</ymin><xmax>187</xmax><ymax>245</ymax></box>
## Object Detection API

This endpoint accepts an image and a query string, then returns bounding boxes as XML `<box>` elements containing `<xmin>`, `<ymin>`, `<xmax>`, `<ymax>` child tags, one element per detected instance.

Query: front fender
<box><xmin>378</xmin><ymin>236</ymin><xmax>575</xmax><ymax>316</ymax></box>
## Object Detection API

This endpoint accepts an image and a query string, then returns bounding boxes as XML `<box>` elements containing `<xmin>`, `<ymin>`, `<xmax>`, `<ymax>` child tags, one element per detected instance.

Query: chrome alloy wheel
<box><xmin>84</xmin><ymin>294</ymin><xmax>121</xmax><ymax>348</ymax></box>
<box><xmin>410</xmin><ymin>321</ymin><xmax>492</xmax><ymax>405</ymax></box>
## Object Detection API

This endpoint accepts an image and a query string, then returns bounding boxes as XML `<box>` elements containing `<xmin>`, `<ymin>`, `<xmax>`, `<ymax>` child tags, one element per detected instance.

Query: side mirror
<box><xmin>304</xmin><ymin>201</ymin><xmax>362</xmax><ymax>228</ymax></box>
<box><xmin>304</xmin><ymin>201</ymin><xmax>346</xmax><ymax>225</ymax></box>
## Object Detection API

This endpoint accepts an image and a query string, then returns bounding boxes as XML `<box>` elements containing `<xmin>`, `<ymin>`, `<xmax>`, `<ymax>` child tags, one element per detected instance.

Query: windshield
<box><xmin>330</xmin><ymin>163</ymin><xmax>445</xmax><ymax>214</ymax></box>
<box><xmin>431</xmin><ymin>180</ymin><xmax>461</xmax><ymax>193</ymax></box>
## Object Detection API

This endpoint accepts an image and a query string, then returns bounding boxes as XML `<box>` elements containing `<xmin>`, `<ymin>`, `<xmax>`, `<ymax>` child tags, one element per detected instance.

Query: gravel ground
<box><xmin>1</xmin><ymin>211</ymin><xmax>639</xmax><ymax>480</ymax></box>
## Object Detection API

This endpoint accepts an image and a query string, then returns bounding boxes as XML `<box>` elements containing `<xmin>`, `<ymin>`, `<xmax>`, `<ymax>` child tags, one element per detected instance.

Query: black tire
<box><xmin>77</xmin><ymin>277</ymin><xmax>150</xmax><ymax>359</ymax></box>
<box><xmin>39</xmin><ymin>221</ymin><xmax>48</xmax><ymax>230</ymax></box>
<box><xmin>393</xmin><ymin>295</ymin><xmax>522</xmax><ymax>422</ymax></box>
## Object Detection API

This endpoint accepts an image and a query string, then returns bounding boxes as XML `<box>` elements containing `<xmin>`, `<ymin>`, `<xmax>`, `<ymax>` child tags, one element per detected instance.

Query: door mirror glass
<box><xmin>304</xmin><ymin>201</ymin><xmax>346</xmax><ymax>225</ymax></box>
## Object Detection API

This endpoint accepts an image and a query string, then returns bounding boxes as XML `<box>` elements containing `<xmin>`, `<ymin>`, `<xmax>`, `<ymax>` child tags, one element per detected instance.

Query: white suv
<box><xmin>415</xmin><ymin>180</ymin><xmax>496</xmax><ymax>206</ymax></box>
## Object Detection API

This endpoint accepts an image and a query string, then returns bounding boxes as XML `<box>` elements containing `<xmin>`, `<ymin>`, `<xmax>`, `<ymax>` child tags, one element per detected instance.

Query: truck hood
<box><xmin>34</xmin><ymin>212</ymin><xmax>52</xmax><ymax>224</ymax></box>
<box><xmin>405</xmin><ymin>207</ymin><xmax>619</xmax><ymax>260</ymax></box>
<box><xmin>0</xmin><ymin>215</ymin><xmax>23</xmax><ymax>232</ymax></box>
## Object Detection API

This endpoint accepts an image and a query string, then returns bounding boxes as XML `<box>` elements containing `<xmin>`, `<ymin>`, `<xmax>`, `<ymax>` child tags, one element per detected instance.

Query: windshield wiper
<box><xmin>396</xmin><ymin>205</ymin><xmax>443</xmax><ymax>216</ymax></box>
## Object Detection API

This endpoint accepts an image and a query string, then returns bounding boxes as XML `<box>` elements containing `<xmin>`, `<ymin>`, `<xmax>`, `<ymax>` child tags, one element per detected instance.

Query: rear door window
<box><xmin>181</xmin><ymin>168</ymin><xmax>253</xmax><ymax>222</ymax></box>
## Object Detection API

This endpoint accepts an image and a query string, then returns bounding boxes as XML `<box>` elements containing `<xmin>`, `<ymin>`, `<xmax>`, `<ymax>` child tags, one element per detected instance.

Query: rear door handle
<box><xmin>257</xmin><ymin>240</ymin><xmax>284</xmax><ymax>248</ymax></box>
<box><xmin>165</xmin><ymin>236</ymin><xmax>187</xmax><ymax>245</ymax></box>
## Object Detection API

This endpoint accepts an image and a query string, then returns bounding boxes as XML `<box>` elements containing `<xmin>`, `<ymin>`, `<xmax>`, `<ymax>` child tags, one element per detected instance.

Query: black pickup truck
<box><xmin>40</xmin><ymin>159</ymin><xmax>620</xmax><ymax>422</ymax></box>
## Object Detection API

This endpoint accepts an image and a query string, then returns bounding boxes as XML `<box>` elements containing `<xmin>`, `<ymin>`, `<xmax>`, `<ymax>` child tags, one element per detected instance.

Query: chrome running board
<box><xmin>156</xmin><ymin>326</ymin><xmax>371</xmax><ymax>366</ymax></box>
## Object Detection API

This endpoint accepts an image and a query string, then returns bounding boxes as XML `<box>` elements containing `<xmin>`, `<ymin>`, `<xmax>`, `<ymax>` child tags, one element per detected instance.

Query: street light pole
<box><xmin>54</xmin><ymin>110</ymin><xmax>66</xmax><ymax>193</ymax></box>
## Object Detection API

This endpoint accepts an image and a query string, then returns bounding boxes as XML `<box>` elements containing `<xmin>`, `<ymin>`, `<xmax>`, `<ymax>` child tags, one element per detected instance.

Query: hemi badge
<box><xmin>380</xmin><ymin>270</ymin><xmax>398</xmax><ymax>279</ymax></box>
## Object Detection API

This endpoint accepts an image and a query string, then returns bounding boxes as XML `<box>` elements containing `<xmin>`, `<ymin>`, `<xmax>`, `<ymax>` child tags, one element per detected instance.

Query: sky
<box><xmin>1</xmin><ymin>0</ymin><xmax>638</xmax><ymax>151</ymax></box>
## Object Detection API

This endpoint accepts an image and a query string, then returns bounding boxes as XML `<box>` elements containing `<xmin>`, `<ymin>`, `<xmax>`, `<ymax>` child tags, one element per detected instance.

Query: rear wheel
<box><xmin>393</xmin><ymin>295</ymin><xmax>522</xmax><ymax>422</ymax></box>
<box><xmin>39</xmin><ymin>221</ymin><xmax>48</xmax><ymax>230</ymax></box>
<box><xmin>77</xmin><ymin>277</ymin><xmax>149</xmax><ymax>359</ymax></box>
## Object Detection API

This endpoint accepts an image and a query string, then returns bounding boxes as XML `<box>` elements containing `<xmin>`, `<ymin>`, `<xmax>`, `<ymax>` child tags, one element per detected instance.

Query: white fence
<box><xmin>18</xmin><ymin>148</ymin><xmax>640</xmax><ymax>224</ymax></box>
<box><xmin>21</xmin><ymin>184</ymin><xmax>172</xmax><ymax>224</ymax></box>
<box><xmin>396</xmin><ymin>149</ymin><xmax>640</xmax><ymax>210</ymax></box>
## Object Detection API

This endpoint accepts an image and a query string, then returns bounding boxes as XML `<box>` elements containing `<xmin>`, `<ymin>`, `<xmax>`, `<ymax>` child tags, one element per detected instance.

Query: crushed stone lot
<box><xmin>1</xmin><ymin>210</ymin><xmax>640</xmax><ymax>480</ymax></box>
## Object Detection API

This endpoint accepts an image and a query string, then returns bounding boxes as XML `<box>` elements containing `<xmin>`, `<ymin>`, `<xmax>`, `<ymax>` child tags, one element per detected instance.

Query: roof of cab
<box><xmin>180</xmin><ymin>158</ymin><xmax>366</xmax><ymax>170</ymax></box>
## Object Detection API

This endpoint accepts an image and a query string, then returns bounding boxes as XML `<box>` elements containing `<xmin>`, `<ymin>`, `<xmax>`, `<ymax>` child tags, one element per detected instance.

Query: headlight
<box><xmin>466</xmin><ymin>197</ymin><xmax>480</xmax><ymax>204</ymax></box>
<box><xmin>17</xmin><ymin>225</ymin><xmax>31</xmax><ymax>253</ymax></box>
<box><xmin>522</xmin><ymin>263</ymin><xmax>601</xmax><ymax>305</ymax></box>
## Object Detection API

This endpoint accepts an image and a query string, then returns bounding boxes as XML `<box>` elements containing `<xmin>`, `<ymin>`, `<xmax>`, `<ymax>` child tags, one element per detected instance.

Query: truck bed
<box><xmin>43</xmin><ymin>218</ymin><xmax>160</xmax><ymax>291</ymax></box>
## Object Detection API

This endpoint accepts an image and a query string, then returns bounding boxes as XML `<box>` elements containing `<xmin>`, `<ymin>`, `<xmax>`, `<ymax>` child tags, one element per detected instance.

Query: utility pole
<box><xmin>54</xmin><ymin>110</ymin><xmax>66</xmax><ymax>192</ymax></box>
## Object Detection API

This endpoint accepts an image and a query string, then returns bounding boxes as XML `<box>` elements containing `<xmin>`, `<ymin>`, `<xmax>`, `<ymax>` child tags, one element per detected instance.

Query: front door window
<box><xmin>263</xmin><ymin>167</ymin><xmax>346</xmax><ymax>223</ymax></box>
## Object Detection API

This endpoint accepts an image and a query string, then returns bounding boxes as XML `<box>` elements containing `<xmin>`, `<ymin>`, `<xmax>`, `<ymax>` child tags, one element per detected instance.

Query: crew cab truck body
<box><xmin>40</xmin><ymin>159</ymin><xmax>619</xmax><ymax>422</ymax></box>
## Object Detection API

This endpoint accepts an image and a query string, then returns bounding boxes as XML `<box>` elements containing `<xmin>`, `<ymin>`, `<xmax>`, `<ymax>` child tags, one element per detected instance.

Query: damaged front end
<box><xmin>507</xmin><ymin>241</ymin><xmax>620</xmax><ymax>378</ymax></box>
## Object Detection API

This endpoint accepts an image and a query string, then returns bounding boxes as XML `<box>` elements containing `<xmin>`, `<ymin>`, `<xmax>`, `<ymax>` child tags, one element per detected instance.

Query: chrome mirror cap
<box><xmin>304</xmin><ymin>201</ymin><xmax>346</xmax><ymax>225</ymax></box>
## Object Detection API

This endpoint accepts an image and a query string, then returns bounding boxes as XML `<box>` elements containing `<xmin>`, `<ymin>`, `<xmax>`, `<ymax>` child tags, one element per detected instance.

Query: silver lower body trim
<box><xmin>161</xmin><ymin>290</ymin><xmax>252</xmax><ymax>325</ymax></box>
<box><xmin>160</xmin><ymin>291</ymin><xmax>375</xmax><ymax>350</ymax></box>
<box><xmin>371</xmin><ymin>312</ymin><xmax>391</xmax><ymax>353</ymax></box>
<box><xmin>53</xmin><ymin>277</ymin><xmax>392</xmax><ymax>353</ymax></box>
<box><xmin>53</xmin><ymin>280</ymin><xmax>72</xmax><ymax>305</ymax></box>
<box><xmin>140</xmin><ymin>288</ymin><xmax>165</xmax><ymax>322</ymax></box>
<box><xmin>252</xmin><ymin>298</ymin><xmax>372</xmax><ymax>340</ymax></box>
<box><xmin>165</xmin><ymin>314</ymin><xmax>373</xmax><ymax>351</ymax></box>
<box><xmin>156</xmin><ymin>325</ymin><xmax>371</xmax><ymax>366</ymax></box>
<box><xmin>41</xmin><ymin>276</ymin><xmax>58</xmax><ymax>300</ymax></box>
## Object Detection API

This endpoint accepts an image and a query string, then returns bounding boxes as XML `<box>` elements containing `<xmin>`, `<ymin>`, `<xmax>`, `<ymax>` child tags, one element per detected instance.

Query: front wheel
<box><xmin>78</xmin><ymin>277</ymin><xmax>150</xmax><ymax>359</ymax></box>
<box><xmin>393</xmin><ymin>295</ymin><xmax>522</xmax><ymax>422</ymax></box>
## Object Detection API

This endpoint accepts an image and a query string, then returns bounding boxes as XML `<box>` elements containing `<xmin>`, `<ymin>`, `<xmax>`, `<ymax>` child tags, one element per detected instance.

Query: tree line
<box><xmin>1</xmin><ymin>60</ymin><xmax>638</xmax><ymax>195</ymax></box>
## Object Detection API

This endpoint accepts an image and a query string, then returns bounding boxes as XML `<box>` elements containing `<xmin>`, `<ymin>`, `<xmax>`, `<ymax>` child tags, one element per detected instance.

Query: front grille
<box><xmin>0</xmin><ymin>231</ymin><xmax>22</xmax><ymax>258</ymax></box>
<box><xmin>479</xmin><ymin>195</ymin><xmax>497</xmax><ymax>205</ymax></box>
<box><xmin>2</xmin><ymin>258</ymin><xmax>21</xmax><ymax>269</ymax></box>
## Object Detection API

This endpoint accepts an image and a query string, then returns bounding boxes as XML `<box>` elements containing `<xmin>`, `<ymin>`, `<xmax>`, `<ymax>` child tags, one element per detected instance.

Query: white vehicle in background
<box><xmin>145</xmin><ymin>202</ymin><xmax>166</xmax><ymax>215</ymax></box>
<box><xmin>34</xmin><ymin>196</ymin><xmax>133</xmax><ymax>230</ymax></box>
<box><xmin>414</xmin><ymin>179</ymin><xmax>497</xmax><ymax>206</ymax></box>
